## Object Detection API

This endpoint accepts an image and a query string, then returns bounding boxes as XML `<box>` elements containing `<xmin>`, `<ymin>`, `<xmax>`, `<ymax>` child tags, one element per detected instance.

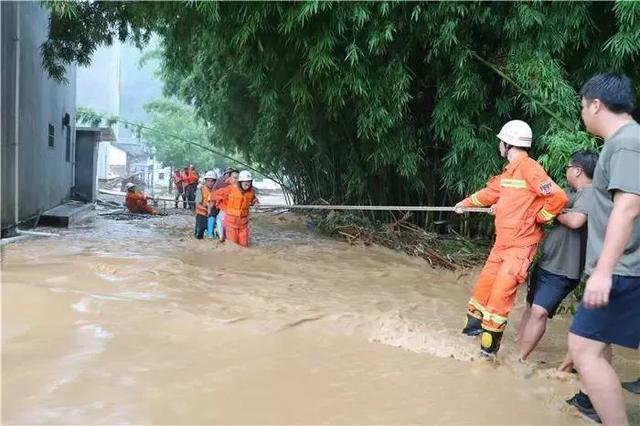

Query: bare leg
<box><xmin>558</xmin><ymin>353</ymin><xmax>574</xmax><ymax>372</ymax></box>
<box><xmin>516</xmin><ymin>304</ymin><xmax>532</xmax><ymax>343</ymax></box>
<box><xmin>518</xmin><ymin>304</ymin><xmax>549</xmax><ymax>361</ymax></box>
<box><xmin>569</xmin><ymin>333</ymin><xmax>627</xmax><ymax>425</ymax></box>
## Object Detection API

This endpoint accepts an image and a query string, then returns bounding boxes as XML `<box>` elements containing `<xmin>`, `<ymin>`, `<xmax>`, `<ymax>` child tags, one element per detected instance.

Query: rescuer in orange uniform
<box><xmin>183</xmin><ymin>165</ymin><xmax>200</xmax><ymax>211</ymax></box>
<box><xmin>194</xmin><ymin>171</ymin><xmax>218</xmax><ymax>239</ymax></box>
<box><xmin>124</xmin><ymin>182</ymin><xmax>157</xmax><ymax>215</ymax></box>
<box><xmin>454</xmin><ymin>120</ymin><xmax>568</xmax><ymax>356</ymax></box>
<box><xmin>212</xmin><ymin>171</ymin><xmax>259</xmax><ymax>247</ymax></box>
<box><xmin>212</xmin><ymin>167</ymin><xmax>240</xmax><ymax>242</ymax></box>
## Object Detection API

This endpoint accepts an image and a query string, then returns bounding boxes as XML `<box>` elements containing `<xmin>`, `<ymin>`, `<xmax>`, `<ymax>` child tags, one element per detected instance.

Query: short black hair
<box><xmin>580</xmin><ymin>74</ymin><xmax>635</xmax><ymax>114</ymax></box>
<box><xmin>569</xmin><ymin>150</ymin><xmax>599</xmax><ymax>179</ymax></box>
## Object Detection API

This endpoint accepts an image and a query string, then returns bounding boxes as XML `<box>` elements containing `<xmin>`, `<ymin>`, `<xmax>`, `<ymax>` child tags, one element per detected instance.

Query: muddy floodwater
<box><xmin>2</xmin><ymin>212</ymin><xmax>638</xmax><ymax>424</ymax></box>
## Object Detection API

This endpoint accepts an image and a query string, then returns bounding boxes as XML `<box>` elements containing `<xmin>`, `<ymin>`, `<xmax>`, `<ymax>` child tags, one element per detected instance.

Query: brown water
<box><xmin>2</xmin><ymin>212</ymin><xmax>638</xmax><ymax>424</ymax></box>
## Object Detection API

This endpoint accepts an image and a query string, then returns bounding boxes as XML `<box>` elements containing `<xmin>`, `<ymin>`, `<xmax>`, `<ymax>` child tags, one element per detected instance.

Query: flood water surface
<box><xmin>2</xmin><ymin>212</ymin><xmax>638</xmax><ymax>424</ymax></box>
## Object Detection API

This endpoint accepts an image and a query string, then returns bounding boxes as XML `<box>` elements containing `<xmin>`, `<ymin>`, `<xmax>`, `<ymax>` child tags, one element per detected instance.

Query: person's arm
<box><xmin>556</xmin><ymin>211</ymin><xmax>587</xmax><ymax>230</ymax></box>
<box><xmin>195</xmin><ymin>188</ymin><xmax>203</xmax><ymax>204</ymax></box>
<box><xmin>584</xmin><ymin>191</ymin><xmax>640</xmax><ymax>308</ymax></box>
<box><xmin>454</xmin><ymin>175</ymin><xmax>501</xmax><ymax>213</ymax></box>
<box><xmin>525</xmin><ymin>166</ymin><xmax>568</xmax><ymax>223</ymax></box>
<box><xmin>251</xmin><ymin>192</ymin><xmax>260</xmax><ymax>206</ymax></box>
<box><xmin>212</xmin><ymin>186</ymin><xmax>229</xmax><ymax>204</ymax></box>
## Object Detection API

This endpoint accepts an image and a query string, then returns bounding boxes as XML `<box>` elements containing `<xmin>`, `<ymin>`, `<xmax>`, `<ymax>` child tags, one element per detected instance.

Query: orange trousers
<box><xmin>129</xmin><ymin>202</ymin><xmax>156</xmax><ymax>215</ymax></box>
<box><xmin>467</xmin><ymin>244</ymin><xmax>537</xmax><ymax>332</ymax></box>
<box><xmin>225</xmin><ymin>225</ymin><xmax>249</xmax><ymax>247</ymax></box>
<box><xmin>224</xmin><ymin>215</ymin><xmax>250</xmax><ymax>247</ymax></box>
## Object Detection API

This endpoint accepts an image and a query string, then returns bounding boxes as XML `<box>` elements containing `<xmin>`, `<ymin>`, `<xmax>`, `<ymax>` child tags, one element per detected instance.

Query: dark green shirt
<box><xmin>585</xmin><ymin>121</ymin><xmax>640</xmax><ymax>276</ymax></box>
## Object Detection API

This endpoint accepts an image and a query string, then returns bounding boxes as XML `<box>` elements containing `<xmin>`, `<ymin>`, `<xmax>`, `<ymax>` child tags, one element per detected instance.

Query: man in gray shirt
<box><xmin>567</xmin><ymin>74</ymin><xmax>640</xmax><ymax>425</ymax></box>
<box><xmin>517</xmin><ymin>150</ymin><xmax>598</xmax><ymax>363</ymax></box>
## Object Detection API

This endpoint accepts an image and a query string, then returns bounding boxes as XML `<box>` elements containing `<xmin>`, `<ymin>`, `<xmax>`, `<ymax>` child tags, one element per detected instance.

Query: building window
<box><xmin>48</xmin><ymin>124</ymin><xmax>54</xmax><ymax>148</ymax></box>
<box><xmin>158</xmin><ymin>172</ymin><xmax>165</xmax><ymax>180</ymax></box>
<box><xmin>65</xmin><ymin>128</ymin><xmax>71</xmax><ymax>162</ymax></box>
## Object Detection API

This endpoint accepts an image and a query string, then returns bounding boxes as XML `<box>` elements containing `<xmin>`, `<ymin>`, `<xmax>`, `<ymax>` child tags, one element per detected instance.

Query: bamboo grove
<box><xmin>43</xmin><ymin>1</ymin><xmax>640</xmax><ymax>230</ymax></box>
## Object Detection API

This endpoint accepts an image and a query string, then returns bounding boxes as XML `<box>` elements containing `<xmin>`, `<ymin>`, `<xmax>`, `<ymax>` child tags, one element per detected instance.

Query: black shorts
<box><xmin>526</xmin><ymin>266</ymin><xmax>579</xmax><ymax>318</ymax></box>
<box><xmin>570</xmin><ymin>275</ymin><xmax>640</xmax><ymax>349</ymax></box>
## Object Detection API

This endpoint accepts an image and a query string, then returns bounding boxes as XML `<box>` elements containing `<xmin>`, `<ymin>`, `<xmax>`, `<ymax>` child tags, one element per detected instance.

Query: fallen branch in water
<box><xmin>317</xmin><ymin>211</ymin><xmax>488</xmax><ymax>270</ymax></box>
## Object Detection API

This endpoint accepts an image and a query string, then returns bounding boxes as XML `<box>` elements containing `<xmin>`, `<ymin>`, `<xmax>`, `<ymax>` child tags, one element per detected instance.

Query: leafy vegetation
<box><xmin>47</xmin><ymin>1</ymin><xmax>640</xmax><ymax>233</ymax></box>
<box><xmin>142</xmin><ymin>98</ymin><xmax>224</xmax><ymax>171</ymax></box>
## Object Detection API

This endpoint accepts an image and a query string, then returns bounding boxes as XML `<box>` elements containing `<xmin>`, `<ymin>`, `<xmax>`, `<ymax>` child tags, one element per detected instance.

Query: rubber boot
<box><xmin>480</xmin><ymin>329</ymin><xmax>503</xmax><ymax>356</ymax></box>
<box><xmin>462</xmin><ymin>314</ymin><xmax>483</xmax><ymax>336</ymax></box>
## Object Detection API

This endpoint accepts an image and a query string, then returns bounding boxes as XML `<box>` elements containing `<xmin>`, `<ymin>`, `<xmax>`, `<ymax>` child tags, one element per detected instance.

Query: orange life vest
<box><xmin>196</xmin><ymin>185</ymin><xmax>214</xmax><ymax>216</ymax></box>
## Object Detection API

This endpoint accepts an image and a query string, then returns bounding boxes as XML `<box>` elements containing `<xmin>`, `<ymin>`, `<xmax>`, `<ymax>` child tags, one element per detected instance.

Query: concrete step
<box><xmin>39</xmin><ymin>201</ymin><xmax>95</xmax><ymax>227</ymax></box>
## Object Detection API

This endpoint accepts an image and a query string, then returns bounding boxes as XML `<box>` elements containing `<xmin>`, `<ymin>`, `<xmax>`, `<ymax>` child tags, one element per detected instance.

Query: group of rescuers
<box><xmin>125</xmin><ymin>166</ymin><xmax>259</xmax><ymax>247</ymax></box>
<box><xmin>454</xmin><ymin>74</ymin><xmax>640</xmax><ymax>425</ymax></box>
<box><xmin>124</xmin><ymin>74</ymin><xmax>638</xmax><ymax>424</ymax></box>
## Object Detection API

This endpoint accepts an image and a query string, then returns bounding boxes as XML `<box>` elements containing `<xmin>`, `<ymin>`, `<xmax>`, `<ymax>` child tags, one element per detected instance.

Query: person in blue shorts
<box><xmin>567</xmin><ymin>74</ymin><xmax>640</xmax><ymax>425</ymax></box>
<box><xmin>517</xmin><ymin>150</ymin><xmax>598</xmax><ymax>362</ymax></box>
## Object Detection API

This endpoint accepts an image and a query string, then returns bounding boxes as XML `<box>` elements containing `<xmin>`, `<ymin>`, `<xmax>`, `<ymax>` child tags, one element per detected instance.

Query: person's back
<box><xmin>491</xmin><ymin>155</ymin><xmax>568</xmax><ymax>248</ymax></box>
<box><xmin>124</xmin><ymin>183</ymin><xmax>156</xmax><ymax>215</ymax></box>
<box><xmin>126</xmin><ymin>191</ymin><xmax>155</xmax><ymax>214</ymax></box>
<box><xmin>125</xmin><ymin>191</ymin><xmax>142</xmax><ymax>212</ymax></box>
<box><xmin>455</xmin><ymin>119</ymin><xmax>567</xmax><ymax>356</ymax></box>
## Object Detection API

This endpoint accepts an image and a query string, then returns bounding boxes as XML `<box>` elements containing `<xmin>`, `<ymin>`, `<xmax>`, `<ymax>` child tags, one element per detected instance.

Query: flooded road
<box><xmin>2</xmin><ymin>212</ymin><xmax>638</xmax><ymax>424</ymax></box>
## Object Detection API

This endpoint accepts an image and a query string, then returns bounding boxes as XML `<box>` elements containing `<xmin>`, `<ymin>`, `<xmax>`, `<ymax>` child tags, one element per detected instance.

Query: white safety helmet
<box><xmin>204</xmin><ymin>170</ymin><xmax>218</xmax><ymax>180</ymax></box>
<box><xmin>126</xmin><ymin>182</ymin><xmax>135</xmax><ymax>190</ymax></box>
<box><xmin>497</xmin><ymin>120</ymin><xmax>533</xmax><ymax>148</ymax></box>
<box><xmin>238</xmin><ymin>171</ymin><xmax>253</xmax><ymax>182</ymax></box>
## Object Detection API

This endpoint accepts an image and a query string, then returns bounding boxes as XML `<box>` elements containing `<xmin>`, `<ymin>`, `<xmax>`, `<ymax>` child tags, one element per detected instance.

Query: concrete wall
<box><xmin>1</xmin><ymin>1</ymin><xmax>77</xmax><ymax>235</ymax></box>
<box><xmin>75</xmin><ymin>130</ymin><xmax>100</xmax><ymax>203</ymax></box>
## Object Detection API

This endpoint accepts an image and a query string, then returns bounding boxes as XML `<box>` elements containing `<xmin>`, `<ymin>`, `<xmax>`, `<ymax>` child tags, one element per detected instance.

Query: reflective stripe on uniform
<box><xmin>538</xmin><ymin>208</ymin><xmax>556</xmax><ymax>221</ymax></box>
<box><xmin>468</xmin><ymin>298</ymin><xmax>487</xmax><ymax>317</ymax></box>
<box><xmin>500</xmin><ymin>178</ymin><xmax>528</xmax><ymax>189</ymax></box>
<box><xmin>481</xmin><ymin>311</ymin><xmax>509</xmax><ymax>331</ymax></box>
<box><xmin>470</xmin><ymin>193</ymin><xmax>484</xmax><ymax>207</ymax></box>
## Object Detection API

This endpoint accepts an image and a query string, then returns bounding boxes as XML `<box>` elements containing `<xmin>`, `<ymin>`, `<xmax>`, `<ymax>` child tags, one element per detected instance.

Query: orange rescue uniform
<box><xmin>184</xmin><ymin>167</ymin><xmax>199</xmax><ymax>185</ymax></box>
<box><xmin>212</xmin><ymin>185</ymin><xmax>258</xmax><ymax>247</ymax></box>
<box><xmin>125</xmin><ymin>192</ymin><xmax>157</xmax><ymax>215</ymax></box>
<box><xmin>461</xmin><ymin>154</ymin><xmax>567</xmax><ymax>346</ymax></box>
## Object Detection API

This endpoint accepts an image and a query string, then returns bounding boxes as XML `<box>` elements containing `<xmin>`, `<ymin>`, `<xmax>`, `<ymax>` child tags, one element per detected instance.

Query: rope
<box><xmin>98</xmin><ymin>189</ymin><xmax>490</xmax><ymax>213</ymax></box>
<box><xmin>255</xmin><ymin>204</ymin><xmax>491</xmax><ymax>213</ymax></box>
